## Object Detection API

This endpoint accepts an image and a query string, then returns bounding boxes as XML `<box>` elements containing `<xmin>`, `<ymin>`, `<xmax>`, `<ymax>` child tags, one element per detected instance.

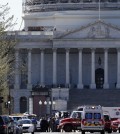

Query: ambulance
<box><xmin>81</xmin><ymin>105</ymin><xmax>105</xmax><ymax>134</ymax></box>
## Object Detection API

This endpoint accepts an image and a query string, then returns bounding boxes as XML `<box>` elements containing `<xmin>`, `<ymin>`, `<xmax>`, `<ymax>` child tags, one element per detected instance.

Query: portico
<box><xmin>13</xmin><ymin>20</ymin><xmax>120</xmax><ymax>90</ymax></box>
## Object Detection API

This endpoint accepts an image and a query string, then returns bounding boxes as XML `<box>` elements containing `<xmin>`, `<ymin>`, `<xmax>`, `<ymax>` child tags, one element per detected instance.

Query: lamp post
<box><xmin>39</xmin><ymin>100</ymin><xmax>42</xmax><ymax>117</ymax></box>
<box><xmin>53</xmin><ymin>101</ymin><xmax>56</xmax><ymax>110</ymax></box>
<box><xmin>8</xmin><ymin>101</ymin><xmax>11</xmax><ymax>115</ymax></box>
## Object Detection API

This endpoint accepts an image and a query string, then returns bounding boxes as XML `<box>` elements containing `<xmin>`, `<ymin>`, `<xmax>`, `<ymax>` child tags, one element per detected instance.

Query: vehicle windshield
<box><xmin>70</xmin><ymin>111</ymin><xmax>82</xmax><ymax>119</ymax></box>
<box><xmin>19</xmin><ymin>119</ymin><xmax>32</xmax><ymax>124</ymax></box>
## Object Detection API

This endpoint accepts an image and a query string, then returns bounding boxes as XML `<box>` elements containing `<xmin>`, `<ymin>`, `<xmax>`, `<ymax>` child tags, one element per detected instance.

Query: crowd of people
<box><xmin>39</xmin><ymin>116</ymin><xmax>60</xmax><ymax>132</ymax></box>
<box><xmin>39</xmin><ymin>111</ymin><xmax>69</xmax><ymax>132</ymax></box>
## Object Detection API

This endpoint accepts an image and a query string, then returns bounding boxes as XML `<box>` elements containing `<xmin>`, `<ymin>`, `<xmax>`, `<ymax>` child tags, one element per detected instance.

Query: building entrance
<box><xmin>95</xmin><ymin>68</ymin><xmax>104</xmax><ymax>89</ymax></box>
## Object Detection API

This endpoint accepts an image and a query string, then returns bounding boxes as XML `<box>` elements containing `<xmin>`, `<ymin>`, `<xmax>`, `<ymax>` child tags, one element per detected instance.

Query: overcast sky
<box><xmin>1</xmin><ymin>0</ymin><xmax>23</xmax><ymax>30</ymax></box>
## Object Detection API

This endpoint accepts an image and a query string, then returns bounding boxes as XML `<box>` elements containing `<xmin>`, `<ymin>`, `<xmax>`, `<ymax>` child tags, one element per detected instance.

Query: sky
<box><xmin>1</xmin><ymin>0</ymin><xmax>23</xmax><ymax>30</ymax></box>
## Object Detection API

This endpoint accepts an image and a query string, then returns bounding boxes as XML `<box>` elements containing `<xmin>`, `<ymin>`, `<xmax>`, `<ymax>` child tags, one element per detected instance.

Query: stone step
<box><xmin>67</xmin><ymin>89</ymin><xmax>120</xmax><ymax>111</ymax></box>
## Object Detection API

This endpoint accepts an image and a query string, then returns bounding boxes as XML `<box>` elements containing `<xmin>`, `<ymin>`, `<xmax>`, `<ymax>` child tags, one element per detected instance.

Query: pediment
<box><xmin>54</xmin><ymin>20</ymin><xmax>120</xmax><ymax>39</ymax></box>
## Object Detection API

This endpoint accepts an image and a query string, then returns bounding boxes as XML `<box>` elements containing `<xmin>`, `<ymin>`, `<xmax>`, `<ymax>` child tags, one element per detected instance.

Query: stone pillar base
<box><xmin>27</xmin><ymin>84</ymin><xmax>32</xmax><ymax>90</ymax></box>
<box><xmin>90</xmin><ymin>84</ymin><xmax>96</xmax><ymax>89</ymax></box>
<box><xmin>14</xmin><ymin>84</ymin><xmax>20</xmax><ymax>90</ymax></box>
<box><xmin>116</xmin><ymin>84</ymin><xmax>120</xmax><ymax>89</ymax></box>
<box><xmin>77</xmin><ymin>84</ymin><xmax>83</xmax><ymax>89</ymax></box>
<box><xmin>103</xmin><ymin>83</ymin><xmax>109</xmax><ymax>89</ymax></box>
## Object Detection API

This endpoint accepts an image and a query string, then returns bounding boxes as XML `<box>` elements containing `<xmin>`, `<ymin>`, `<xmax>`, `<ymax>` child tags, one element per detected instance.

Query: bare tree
<box><xmin>0</xmin><ymin>3</ymin><xmax>16</xmax><ymax>114</ymax></box>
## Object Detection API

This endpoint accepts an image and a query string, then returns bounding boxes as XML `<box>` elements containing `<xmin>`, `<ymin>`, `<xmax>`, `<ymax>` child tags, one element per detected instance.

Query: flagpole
<box><xmin>99</xmin><ymin>0</ymin><xmax>101</xmax><ymax>20</ymax></box>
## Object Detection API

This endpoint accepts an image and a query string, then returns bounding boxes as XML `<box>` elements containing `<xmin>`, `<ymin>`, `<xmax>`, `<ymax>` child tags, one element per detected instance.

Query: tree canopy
<box><xmin>0</xmin><ymin>3</ymin><xmax>16</xmax><ymax>93</ymax></box>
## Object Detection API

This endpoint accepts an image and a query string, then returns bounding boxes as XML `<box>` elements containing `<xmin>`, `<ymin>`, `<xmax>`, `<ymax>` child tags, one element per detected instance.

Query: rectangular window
<box><xmin>85</xmin><ymin>113</ymin><xmax>92</xmax><ymax>119</ymax></box>
<box><xmin>94</xmin><ymin>113</ymin><xmax>101</xmax><ymax>119</ymax></box>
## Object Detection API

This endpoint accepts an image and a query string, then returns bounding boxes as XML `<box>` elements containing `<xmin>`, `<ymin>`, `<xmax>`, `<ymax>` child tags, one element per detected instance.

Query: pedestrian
<box><xmin>40</xmin><ymin>117</ymin><xmax>49</xmax><ymax>132</ymax></box>
<box><xmin>55</xmin><ymin>117</ymin><xmax>60</xmax><ymax>132</ymax></box>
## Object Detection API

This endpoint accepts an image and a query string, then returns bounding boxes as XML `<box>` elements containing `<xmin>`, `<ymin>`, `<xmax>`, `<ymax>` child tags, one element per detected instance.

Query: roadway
<box><xmin>23</xmin><ymin>132</ymin><xmax>119</xmax><ymax>134</ymax></box>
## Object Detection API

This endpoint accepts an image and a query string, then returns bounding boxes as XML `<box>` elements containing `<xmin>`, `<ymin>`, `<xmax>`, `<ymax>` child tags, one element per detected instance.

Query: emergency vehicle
<box><xmin>58</xmin><ymin>111</ymin><xmax>82</xmax><ymax>132</ymax></box>
<box><xmin>81</xmin><ymin>105</ymin><xmax>105</xmax><ymax>134</ymax></box>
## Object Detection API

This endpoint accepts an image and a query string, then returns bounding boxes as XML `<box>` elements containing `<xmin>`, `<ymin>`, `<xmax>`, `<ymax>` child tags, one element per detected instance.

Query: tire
<box><xmin>108</xmin><ymin>129</ymin><xmax>112</xmax><ymax>133</ymax></box>
<box><xmin>82</xmin><ymin>130</ymin><xmax>85</xmax><ymax>134</ymax></box>
<box><xmin>63</xmin><ymin>125</ymin><xmax>72</xmax><ymax>132</ymax></box>
<box><xmin>101</xmin><ymin>130</ymin><xmax>105</xmax><ymax>134</ymax></box>
<box><xmin>119</xmin><ymin>128</ymin><xmax>120</xmax><ymax>133</ymax></box>
<box><xmin>113</xmin><ymin>130</ymin><xmax>117</xmax><ymax>132</ymax></box>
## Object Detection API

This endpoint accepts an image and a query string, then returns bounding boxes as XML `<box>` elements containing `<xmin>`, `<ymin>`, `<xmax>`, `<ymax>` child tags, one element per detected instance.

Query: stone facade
<box><xmin>9</xmin><ymin>1</ymin><xmax>120</xmax><ymax>116</ymax></box>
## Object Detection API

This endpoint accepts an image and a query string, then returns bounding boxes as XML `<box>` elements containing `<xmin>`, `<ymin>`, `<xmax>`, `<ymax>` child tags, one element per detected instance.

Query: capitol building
<box><xmin>10</xmin><ymin>0</ymin><xmax>120</xmax><ymax>116</ymax></box>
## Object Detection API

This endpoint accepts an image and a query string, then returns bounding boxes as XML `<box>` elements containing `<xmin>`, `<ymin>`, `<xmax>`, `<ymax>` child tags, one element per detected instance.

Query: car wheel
<box><xmin>108</xmin><ymin>129</ymin><xmax>112</xmax><ymax>133</ymax></box>
<box><xmin>113</xmin><ymin>129</ymin><xmax>117</xmax><ymax>132</ymax></box>
<box><xmin>31</xmin><ymin>132</ymin><xmax>34</xmax><ymax>134</ymax></box>
<box><xmin>119</xmin><ymin>128</ymin><xmax>120</xmax><ymax>133</ymax></box>
<box><xmin>101</xmin><ymin>130</ymin><xmax>105</xmax><ymax>134</ymax></box>
<box><xmin>63</xmin><ymin>125</ymin><xmax>72</xmax><ymax>132</ymax></box>
<box><xmin>82</xmin><ymin>130</ymin><xmax>85</xmax><ymax>134</ymax></box>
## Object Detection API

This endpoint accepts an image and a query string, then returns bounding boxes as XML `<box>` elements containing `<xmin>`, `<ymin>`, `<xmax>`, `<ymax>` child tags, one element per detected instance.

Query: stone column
<box><xmin>116</xmin><ymin>48</ymin><xmax>120</xmax><ymax>89</ymax></box>
<box><xmin>90</xmin><ymin>48</ymin><xmax>96</xmax><ymax>89</ymax></box>
<box><xmin>53</xmin><ymin>48</ymin><xmax>57</xmax><ymax>87</ymax></box>
<box><xmin>66</xmin><ymin>48</ymin><xmax>70</xmax><ymax>87</ymax></box>
<box><xmin>77</xmin><ymin>48</ymin><xmax>83</xmax><ymax>89</ymax></box>
<box><xmin>29</xmin><ymin>97</ymin><xmax>33</xmax><ymax>114</ymax></box>
<box><xmin>27</xmin><ymin>49</ymin><xmax>32</xmax><ymax>89</ymax></box>
<box><xmin>40</xmin><ymin>49</ymin><xmax>45</xmax><ymax>86</ymax></box>
<box><xmin>103</xmin><ymin>48</ymin><xmax>109</xmax><ymax>89</ymax></box>
<box><xmin>14</xmin><ymin>49</ymin><xmax>20</xmax><ymax>89</ymax></box>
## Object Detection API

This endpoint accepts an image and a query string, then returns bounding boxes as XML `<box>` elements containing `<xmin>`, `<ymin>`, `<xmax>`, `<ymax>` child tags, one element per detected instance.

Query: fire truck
<box><xmin>58</xmin><ymin>110</ymin><xmax>82</xmax><ymax>132</ymax></box>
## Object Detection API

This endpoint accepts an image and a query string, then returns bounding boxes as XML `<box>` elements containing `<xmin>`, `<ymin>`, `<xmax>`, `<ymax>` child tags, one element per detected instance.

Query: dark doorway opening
<box><xmin>95</xmin><ymin>68</ymin><xmax>104</xmax><ymax>89</ymax></box>
<box><xmin>20</xmin><ymin>97</ymin><xmax>27</xmax><ymax>113</ymax></box>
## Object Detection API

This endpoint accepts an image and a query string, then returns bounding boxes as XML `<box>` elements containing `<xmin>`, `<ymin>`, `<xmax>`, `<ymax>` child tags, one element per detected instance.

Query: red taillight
<box><xmin>3</xmin><ymin>125</ymin><xmax>7</xmax><ymax>128</ymax></box>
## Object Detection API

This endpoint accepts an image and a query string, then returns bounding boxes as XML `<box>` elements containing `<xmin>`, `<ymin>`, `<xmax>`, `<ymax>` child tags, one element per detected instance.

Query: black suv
<box><xmin>0</xmin><ymin>115</ymin><xmax>14</xmax><ymax>134</ymax></box>
<box><xmin>0</xmin><ymin>115</ymin><xmax>9</xmax><ymax>134</ymax></box>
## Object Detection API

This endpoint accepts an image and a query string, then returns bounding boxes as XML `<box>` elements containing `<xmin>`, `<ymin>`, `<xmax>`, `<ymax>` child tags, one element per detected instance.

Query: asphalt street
<box><xmin>23</xmin><ymin>132</ymin><xmax>119</xmax><ymax>134</ymax></box>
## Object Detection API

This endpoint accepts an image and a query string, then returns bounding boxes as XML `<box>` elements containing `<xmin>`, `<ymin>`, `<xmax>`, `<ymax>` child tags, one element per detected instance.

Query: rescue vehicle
<box><xmin>81</xmin><ymin>105</ymin><xmax>105</xmax><ymax>134</ymax></box>
<box><xmin>58</xmin><ymin>110</ymin><xmax>82</xmax><ymax>132</ymax></box>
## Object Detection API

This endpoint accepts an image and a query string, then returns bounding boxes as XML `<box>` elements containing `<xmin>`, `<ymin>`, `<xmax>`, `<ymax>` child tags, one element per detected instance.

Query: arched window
<box><xmin>20</xmin><ymin>97</ymin><xmax>27</xmax><ymax>113</ymax></box>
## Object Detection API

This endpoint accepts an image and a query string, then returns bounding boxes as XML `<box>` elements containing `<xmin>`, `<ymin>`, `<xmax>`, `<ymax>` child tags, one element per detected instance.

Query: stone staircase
<box><xmin>67</xmin><ymin>88</ymin><xmax>120</xmax><ymax>111</ymax></box>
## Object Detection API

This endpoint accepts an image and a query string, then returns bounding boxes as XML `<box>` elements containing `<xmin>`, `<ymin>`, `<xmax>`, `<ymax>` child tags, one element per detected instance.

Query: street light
<box><xmin>39</xmin><ymin>100</ymin><xmax>48</xmax><ymax>117</ymax></box>
<box><xmin>53</xmin><ymin>101</ymin><xmax>56</xmax><ymax>110</ymax></box>
<box><xmin>44</xmin><ymin>101</ymin><xmax>47</xmax><ymax>105</ymax></box>
<box><xmin>39</xmin><ymin>100</ymin><xmax>42</xmax><ymax>117</ymax></box>
<box><xmin>8</xmin><ymin>101</ymin><xmax>11</xmax><ymax>115</ymax></box>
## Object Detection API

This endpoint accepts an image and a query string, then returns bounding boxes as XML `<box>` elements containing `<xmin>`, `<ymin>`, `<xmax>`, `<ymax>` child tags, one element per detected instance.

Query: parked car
<box><xmin>8</xmin><ymin>119</ymin><xmax>23</xmax><ymax>134</ymax></box>
<box><xmin>9</xmin><ymin>115</ymin><xmax>27</xmax><ymax>121</ymax></box>
<box><xmin>0</xmin><ymin>115</ymin><xmax>9</xmax><ymax>134</ymax></box>
<box><xmin>18</xmin><ymin>119</ymin><xmax>35</xmax><ymax>134</ymax></box>
<box><xmin>111</xmin><ymin>118</ymin><xmax>120</xmax><ymax>132</ymax></box>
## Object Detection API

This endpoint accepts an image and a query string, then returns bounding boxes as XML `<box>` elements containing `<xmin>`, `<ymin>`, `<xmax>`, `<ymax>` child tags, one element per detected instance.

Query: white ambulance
<box><xmin>81</xmin><ymin>105</ymin><xmax>105</xmax><ymax>134</ymax></box>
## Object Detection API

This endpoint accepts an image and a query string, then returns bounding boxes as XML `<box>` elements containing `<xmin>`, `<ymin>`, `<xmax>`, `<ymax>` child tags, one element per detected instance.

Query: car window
<box><xmin>104</xmin><ymin>115</ymin><xmax>110</xmax><ymax>121</ymax></box>
<box><xmin>2</xmin><ymin>116</ymin><xmax>10</xmax><ymax>124</ymax></box>
<box><xmin>94</xmin><ymin>113</ymin><xmax>101</xmax><ymax>119</ymax></box>
<box><xmin>21</xmin><ymin>120</ymin><xmax>31</xmax><ymax>124</ymax></box>
<box><xmin>85</xmin><ymin>113</ymin><xmax>92</xmax><ymax>119</ymax></box>
<box><xmin>13</xmin><ymin>117</ymin><xmax>22</xmax><ymax>121</ymax></box>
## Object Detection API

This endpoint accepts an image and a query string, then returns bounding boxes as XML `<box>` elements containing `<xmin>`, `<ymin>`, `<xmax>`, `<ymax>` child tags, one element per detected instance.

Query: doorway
<box><xmin>95</xmin><ymin>68</ymin><xmax>104</xmax><ymax>89</ymax></box>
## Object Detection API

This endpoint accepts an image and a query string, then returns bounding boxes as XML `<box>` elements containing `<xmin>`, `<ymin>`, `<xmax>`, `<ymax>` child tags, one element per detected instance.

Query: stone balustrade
<box><xmin>23</xmin><ymin>0</ymin><xmax>120</xmax><ymax>13</ymax></box>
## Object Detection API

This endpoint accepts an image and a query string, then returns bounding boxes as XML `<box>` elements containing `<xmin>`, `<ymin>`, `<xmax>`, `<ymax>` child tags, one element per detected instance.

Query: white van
<box><xmin>81</xmin><ymin>105</ymin><xmax>105</xmax><ymax>134</ymax></box>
